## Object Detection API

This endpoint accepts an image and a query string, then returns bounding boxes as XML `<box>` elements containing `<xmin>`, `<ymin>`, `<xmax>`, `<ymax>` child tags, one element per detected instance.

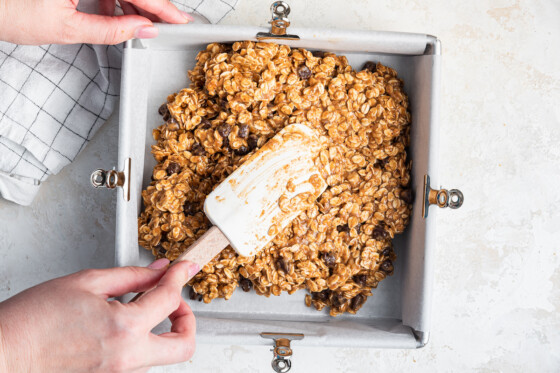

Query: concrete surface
<box><xmin>1</xmin><ymin>0</ymin><xmax>559</xmax><ymax>371</ymax></box>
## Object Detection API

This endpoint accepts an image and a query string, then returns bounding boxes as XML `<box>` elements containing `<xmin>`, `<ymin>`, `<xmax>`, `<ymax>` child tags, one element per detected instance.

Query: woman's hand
<box><xmin>0</xmin><ymin>0</ymin><xmax>193</xmax><ymax>45</ymax></box>
<box><xmin>0</xmin><ymin>259</ymin><xmax>200</xmax><ymax>372</ymax></box>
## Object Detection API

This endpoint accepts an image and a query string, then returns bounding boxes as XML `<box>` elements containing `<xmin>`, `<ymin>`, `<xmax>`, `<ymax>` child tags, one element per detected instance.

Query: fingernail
<box><xmin>134</xmin><ymin>25</ymin><xmax>159</xmax><ymax>39</ymax></box>
<box><xmin>148</xmin><ymin>258</ymin><xmax>170</xmax><ymax>269</ymax></box>
<box><xmin>187</xmin><ymin>262</ymin><xmax>200</xmax><ymax>278</ymax></box>
<box><xmin>180</xmin><ymin>11</ymin><xmax>195</xmax><ymax>22</ymax></box>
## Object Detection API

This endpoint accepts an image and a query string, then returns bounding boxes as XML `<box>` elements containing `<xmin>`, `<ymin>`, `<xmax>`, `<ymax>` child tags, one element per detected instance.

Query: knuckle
<box><xmin>109</xmin><ymin>309</ymin><xmax>138</xmax><ymax>340</ymax></box>
<box><xmin>103</xmin><ymin>25</ymin><xmax>122</xmax><ymax>45</ymax></box>
<box><xmin>109</xmin><ymin>323</ymin><xmax>131</xmax><ymax>341</ymax></box>
<box><xmin>109</xmin><ymin>354</ymin><xmax>134</xmax><ymax>372</ymax></box>
<box><xmin>123</xmin><ymin>265</ymin><xmax>143</xmax><ymax>278</ymax></box>
<box><xmin>77</xmin><ymin>268</ymin><xmax>103</xmax><ymax>284</ymax></box>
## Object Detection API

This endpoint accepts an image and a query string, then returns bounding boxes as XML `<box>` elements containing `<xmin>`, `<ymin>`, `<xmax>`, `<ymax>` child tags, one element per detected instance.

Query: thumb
<box><xmin>67</xmin><ymin>12</ymin><xmax>158</xmax><ymax>45</ymax></box>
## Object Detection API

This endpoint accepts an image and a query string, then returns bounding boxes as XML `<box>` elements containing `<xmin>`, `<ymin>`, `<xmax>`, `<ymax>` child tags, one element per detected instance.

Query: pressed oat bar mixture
<box><xmin>138</xmin><ymin>42</ymin><xmax>412</xmax><ymax>316</ymax></box>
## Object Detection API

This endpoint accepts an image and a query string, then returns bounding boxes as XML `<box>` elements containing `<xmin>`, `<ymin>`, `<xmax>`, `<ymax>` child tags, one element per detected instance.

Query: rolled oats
<box><xmin>138</xmin><ymin>41</ymin><xmax>412</xmax><ymax>316</ymax></box>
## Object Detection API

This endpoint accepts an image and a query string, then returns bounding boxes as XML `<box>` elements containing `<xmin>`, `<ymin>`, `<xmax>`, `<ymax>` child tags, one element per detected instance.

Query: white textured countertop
<box><xmin>1</xmin><ymin>0</ymin><xmax>559</xmax><ymax>371</ymax></box>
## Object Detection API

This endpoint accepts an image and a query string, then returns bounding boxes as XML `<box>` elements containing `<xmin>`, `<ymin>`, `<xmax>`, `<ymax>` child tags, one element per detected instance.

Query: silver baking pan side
<box><xmin>115</xmin><ymin>24</ymin><xmax>441</xmax><ymax>349</ymax></box>
<box><xmin>115</xmin><ymin>43</ymin><xmax>151</xmax><ymax>269</ymax></box>
<box><xmin>401</xmin><ymin>37</ymin><xmax>441</xmax><ymax>347</ymax></box>
<box><xmin>140</xmin><ymin>24</ymin><xmax>430</xmax><ymax>55</ymax></box>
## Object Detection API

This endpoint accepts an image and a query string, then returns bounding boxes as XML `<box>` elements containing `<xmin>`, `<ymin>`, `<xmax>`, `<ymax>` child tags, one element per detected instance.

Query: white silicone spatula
<box><xmin>172</xmin><ymin>123</ymin><xmax>327</xmax><ymax>271</ymax></box>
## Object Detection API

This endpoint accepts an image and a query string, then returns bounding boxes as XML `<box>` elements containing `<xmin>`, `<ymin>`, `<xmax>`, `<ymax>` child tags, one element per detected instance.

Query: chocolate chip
<box><xmin>337</xmin><ymin>224</ymin><xmax>350</xmax><ymax>233</ymax></box>
<box><xmin>312</xmin><ymin>51</ymin><xmax>326</xmax><ymax>58</ymax></box>
<box><xmin>183</xmin><ymin>201</ymin><xmax>196</xmax><ymax>215</ymax></box>
<box><xmin>238</xmin><ymin>124</ymin><xmax>249</xmax><ymax>139</ymax></box>
<box><xmin>155</xmin><ymin>244</ymin><xmax>166</xmax><ymax>256</ymax></box>
<box><xmin>297</xmin><ymin>64</ymin><xmax>312</xmax><ymax>80</ymax></box>
<box><xmin>391</xmin><ymin>135</ymin><xmax>403</xmax><ymax>145</ymax></box>
<box><xmin>166</xmin><ymin>117</ymin><xmax>178</xmax><ymax>126</ymax></box>
<box><xmin>376</xmin><ymin>157</ymin><xmax>389</xmax><ymax>169</ymax></box>
<box><xmin>158</xmin><ymin>103</ymin><xmax>171</xmax><ymax>122</ymax></box>
<box><xmin>189</xmin><ymin>287</ymin><xmax>203</xmax><ymax>302</ymax></box>
<box><xmin>191</xmin><ymin>143</ymin><xmax>206</xmax><ymax>156</ymax></box>
<box><xmin>247</xmin><ymin>135</ymin><xmax>259</xmax><ymax>150</ymax></box>
<box><xmin>312</xmin><ymin>289</ymin><xmax>331</xmax><ymax>302</ymax></box>
<box><xmin>217</xmin><ymin>123</ymin><xmax>232</xmax><ymax>138</ymax></box>
<box><xmin>222</xmin><ymin>136</ymin><xmax>230</xmax><ymax>150</ymax></box>
<box><xmin>158</xmin><ymin>103</ymin><xmax>169</xmax><ymax>117</ymax></box>
<box><xmin>234</xmin><ymin>145</ymin><xmax>249</xmax><ymax>156</ymax></box>
<box><xmin>331</xmin><ymin>292</ymin><xmax>347</xmax><ymax>308</ymax></box>
<box><xmin>381</xmin><ymin>247</ymin><xmax>392</xmax><ymax>257</ymax></box>
<box><xmin>350</xmin><ymin>294</ymin><xmax>366</xmax><ymax>311</ymax></box>
<box><xmin>276</xmin><ymin>257</ymin><xmax>290</xmax><ymax>273</ymax></box>
<box><xmin>400</xmin><ymin>189</ymin><xmax>414</xmax><ymax>204</ymax></box>
<box><xmin>380</xmin><ymin>260</ymin><xmax>394</xmax><ymax>273</ymax></box>
<box><xmin>321</xmin><ymin>252</ymin><xmax>336</xmax><ymax>268</ymax></box>
<box><xmin>219</xmin><ymin>99</ymin><xmax>228</xmax><ymax>111</ymax></box>
<box><xmin>373</xmin><ymin>225</ymin><xmax>389</xmax><ymax>240</ymax></box>
<box><xmin>200</xmin><ymin>118</ymin><xmax>212</xmax><ymax>129</ymax></box>
<box><xmin>166</xmin><ymin>162</ymin><xmax>181</xmax><ymax>176</ymax></box>
<box><xmin>353</xmin><ymin>274</ymin><xmax>368</xmax><ymax>287</ymax></box>
<box><xmin>239</xmin><ymin>277</ymin><xmax>253</xmax><ymax>292</ymax></box>
<box><xmin>363</xmin><ymin>61</ymin><xmax>377</xmax><ymax>73</ymax></box>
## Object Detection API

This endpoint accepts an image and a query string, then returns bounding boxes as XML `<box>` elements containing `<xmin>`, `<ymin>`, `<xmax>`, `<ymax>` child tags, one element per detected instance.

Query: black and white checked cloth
<box><xmin>0</xmin><ymin>0</ymin><xmax>238</xmax><ymax>205</ymax></box>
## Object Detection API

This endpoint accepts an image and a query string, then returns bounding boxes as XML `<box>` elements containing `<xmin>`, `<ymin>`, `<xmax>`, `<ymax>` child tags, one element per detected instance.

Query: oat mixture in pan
<box><xmin>138</xmin><ymin>41</ymin><xmax>412</xmax><ymax>316</ymax></box>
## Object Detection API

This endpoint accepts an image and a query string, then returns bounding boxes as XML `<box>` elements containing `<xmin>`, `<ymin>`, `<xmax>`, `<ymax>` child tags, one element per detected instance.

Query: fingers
<box><xmin>120</xmin><ymin>0</ymin><xmax>194</xmax><ymax>23</ymax></box>
<box><xmin>80</xmin><ymin>262</ymin><xmax>169</xmax><ymax>298</ymax></box>
<box><xmin>132</xmin><ymin>261</ymin><xmax>199</xmax><ymax>327</ymax></box>
<box><xmin>134</xmin><ymin>6</ymin><xmax>161</xmax><ymax>23</ymax></box>
<box><xmin>118</xmin><ymin>1</ymin><xmax>159</xmax><ymax>27</ymax></box>
<box><xmin>145</xmin><ymin>301</ymin><xmax>196</xmax><ymax>366</ymax></box>
<box><xmin>118</xmin><ymin>0</ymin><xmax>139</xmax><ymax>16</ymax></box>
<box><xmin>99</xmin><ymin>0</ymin><xmax>117</xmax><ymax>16</ymax></box>
<box><xmin>125</xmin><ymin>0</ymin><xmax>190</xmax><ymax>24</ymax></box>
<box><xmin>66</xmin><ymin>11</ymin><xmax>157</xmax><ymax>45</ymax></box>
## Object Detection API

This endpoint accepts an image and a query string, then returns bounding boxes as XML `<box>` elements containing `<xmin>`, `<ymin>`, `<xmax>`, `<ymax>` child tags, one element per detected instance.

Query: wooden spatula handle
<box><xmin>172</xmin><ymin>226</ymin><xmax>230</xmax><ymax>269</ymax></box>
<box><xmin>129</xmin><ymin>226</ymin><xmax>229</xmax><ymax>303</ymax></box>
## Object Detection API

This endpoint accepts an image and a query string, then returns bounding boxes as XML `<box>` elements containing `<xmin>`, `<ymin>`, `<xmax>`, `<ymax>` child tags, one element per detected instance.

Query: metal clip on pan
<box><xmin>261</xmin><ymin>332</ymin><xmax>304</xmax><ymax>373</ymax></box>
<box><xmin>422</xmin><ymin>174</ymin><xmax>464</xmax><ymax>218</ymax></box>
<box><xmin>257</xmin><ymin>1</ymin><xmax>300</xmax><ymax>41</ymax></box>
<box><xmin>90</xmin><ymin>158</ymin><xmax>131</xmax><ymax>201</ymax></box>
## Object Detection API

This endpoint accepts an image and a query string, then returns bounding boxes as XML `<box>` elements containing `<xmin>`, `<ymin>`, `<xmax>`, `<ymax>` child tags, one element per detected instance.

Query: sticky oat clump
<box><xmin>138</xmin><ymin>41</ymin><xmax>412</xmax><ymax>316</ymax></box>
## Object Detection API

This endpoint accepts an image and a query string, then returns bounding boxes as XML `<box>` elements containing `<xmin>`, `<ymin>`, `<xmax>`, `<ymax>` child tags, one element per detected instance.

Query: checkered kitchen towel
<box><xmin>0</xmin><ymin>0</ymin><xmax>238</xmax><ymax>206</ymax></box>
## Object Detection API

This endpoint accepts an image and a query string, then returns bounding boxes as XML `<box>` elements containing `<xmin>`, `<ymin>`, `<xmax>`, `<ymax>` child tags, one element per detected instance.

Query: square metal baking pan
<box><xmin>97</xmin><ymin>15</ymin><xmax>463</xmax><ymax>353</ymax></box>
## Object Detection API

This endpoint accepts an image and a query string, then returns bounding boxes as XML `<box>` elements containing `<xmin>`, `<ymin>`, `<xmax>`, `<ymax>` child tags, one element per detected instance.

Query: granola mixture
<box><xmin>138</xmin><ymin>42</ymin><xmax>412</xmax><ymax>316</ymax></box>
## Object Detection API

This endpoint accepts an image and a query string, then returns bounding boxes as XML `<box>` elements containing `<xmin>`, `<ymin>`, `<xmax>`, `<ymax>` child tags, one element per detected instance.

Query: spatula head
<box><xmin>204</xmin><ymin>123</ymin><xmax>327</xmax><ymax>257</ymax></box>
